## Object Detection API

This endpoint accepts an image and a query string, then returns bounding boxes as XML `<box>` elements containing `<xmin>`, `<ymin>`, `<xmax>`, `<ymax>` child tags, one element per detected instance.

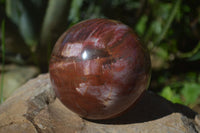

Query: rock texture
<box><xmin>0</xmin><ymin>74</ymin><xmax>200</xmax><ymax>133</ymax></box>
<box><xmin>0</xmin><ymin>64</ymin><xmax>39</xmax><ymax>100</ymax></box>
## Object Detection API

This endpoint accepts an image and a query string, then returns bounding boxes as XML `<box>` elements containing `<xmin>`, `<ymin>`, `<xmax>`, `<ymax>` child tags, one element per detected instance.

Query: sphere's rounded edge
<box><xmin>49</xmin><ymin>18</ymin><xmax>152</xmax><ymax>120</ymax></box>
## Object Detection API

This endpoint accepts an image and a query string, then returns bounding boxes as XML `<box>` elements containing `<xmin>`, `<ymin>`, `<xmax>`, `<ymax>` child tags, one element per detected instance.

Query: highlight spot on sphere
<box><xmin>82</xmin><ymin>51</ymin><xmax>88</xmax><ymax>60</ymax></box>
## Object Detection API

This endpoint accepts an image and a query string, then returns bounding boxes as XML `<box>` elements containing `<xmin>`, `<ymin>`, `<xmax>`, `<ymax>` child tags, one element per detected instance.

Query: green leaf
<box><xmin>19</xmin><ymin>12</ymin><xmax>37</xmax><ymax>46</ymax></box>
<box><xmin>135</xmin><ymin>15</ymin><xmax>148</xmax><ymax>36</ymax></box>
<box><xmin>160</xmin><ymin>86</ymin><xmax>182</xmax><ymax>104</ymax></box>
<box><xmin>6</xmin><ymin>0</ymin><xmax>45</xmax><ymax>47</ymax></box>
<box><xmin>6</xmin><ymin>0</ymin><xmax>21</xmax><ymax>25</ymax></box>
<box><xmin>188</xmin><ymin>50</ymin><xmax>200</xmax><ymax>61</ymax></box>
<box><xmin>181</xmin><ymin>82</ymin><xmax>200</xmax><ymax>105</ymax></box>
<box><xmin>69</xmin><ymin>0</ymin><xmax>83</xmax><ymax>23</ymax></box>
<box><xmin>156</xmin><ymin>47</ymin><xmax>169</xmax><ymax>60</ymax></box>
<box><xmin>1</xmin><ymin>20</ymin><xmax>5</xmax><ymax>104</ymax></box>
<box><xmin>152</xmin><ymin>20</ymin><xmax>162</xmax><ymax>35</ymax></box>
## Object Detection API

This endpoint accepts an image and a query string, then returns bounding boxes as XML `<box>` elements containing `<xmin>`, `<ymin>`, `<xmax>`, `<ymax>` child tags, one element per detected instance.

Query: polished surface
<box><xmin>49</xmin><ymin>18</ymin><xmax>151</xmax><ymax>120</ymax></box>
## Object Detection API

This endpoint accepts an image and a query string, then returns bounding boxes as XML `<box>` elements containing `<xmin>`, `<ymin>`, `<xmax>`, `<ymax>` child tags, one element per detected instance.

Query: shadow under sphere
<box><xmin>88</xmin><ymin>90</ymin><xmax>197</xmax><ymax>124</ymax></box>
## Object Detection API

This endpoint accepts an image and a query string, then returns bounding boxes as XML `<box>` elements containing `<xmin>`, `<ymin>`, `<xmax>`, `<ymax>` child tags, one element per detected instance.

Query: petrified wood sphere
<box><xmin>49</xmin><ymin>18</ymin><xmax>151</xmax><ymax>120</ymax></box>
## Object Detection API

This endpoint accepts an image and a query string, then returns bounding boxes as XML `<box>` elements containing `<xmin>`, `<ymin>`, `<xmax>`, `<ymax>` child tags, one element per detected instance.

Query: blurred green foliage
<box><xmin>6</xmin><ymin>0</ymin><xmax>46</xmax><ymax>48</ymax></box>
<box><xmin>160</xmin><ymin>79</ymin><xmax>200</xmax><ymax>107</ymax></box>
<box><xmin>159</xmin><ymin>71</ymin><xmax>200</xmax><ymax>107</ymax></box>
<box><xmin>160</xmin><ymin>86</ymin><xmax>182</xmax><ymax>104</ymax></box>
<box><xmin>0</xmin><ymin>0</ymin><xmax>200</xmax><ymax>108</ymax></box>
<box><xmin>181</xmin><ymin>82</ymin><xmax>200</xmax><ymax>106</ymax></box>
<box><xmin>0</xmin><ymin>19</ymin><xmax>5</xmax><ymax>104</ymax></box>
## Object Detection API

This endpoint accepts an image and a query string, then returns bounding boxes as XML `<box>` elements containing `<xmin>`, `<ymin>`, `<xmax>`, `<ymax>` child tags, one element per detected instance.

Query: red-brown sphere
<box><xmin>49</xmin><ymin>18</ymin><xmax>151</xmax><ymax>120</ymax></box>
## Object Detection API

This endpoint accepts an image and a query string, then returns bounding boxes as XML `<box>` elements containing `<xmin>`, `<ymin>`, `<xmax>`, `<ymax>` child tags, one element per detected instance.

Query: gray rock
<box><xmin>0</xmin><ymin>74</ymin><xmax>199</xmax><ymax>133</ymax></box>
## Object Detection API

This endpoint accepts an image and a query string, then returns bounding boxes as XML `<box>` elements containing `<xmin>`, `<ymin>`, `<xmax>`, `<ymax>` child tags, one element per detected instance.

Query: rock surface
<box><xmin>0</xmin><ymin>73</ymin><xmax>200</xmax><ymax>133</ymax></box>
<box><xmin>0</xmin><ymin>64</ymin><xmax>39</xmax><ymax>100</ymax></box>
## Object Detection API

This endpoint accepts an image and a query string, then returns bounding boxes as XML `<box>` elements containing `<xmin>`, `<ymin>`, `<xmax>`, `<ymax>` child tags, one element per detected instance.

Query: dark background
<box><xmin>0</xmin><ymin>0</ymin><xmax>200</xmax><ymax>113</ymax></box>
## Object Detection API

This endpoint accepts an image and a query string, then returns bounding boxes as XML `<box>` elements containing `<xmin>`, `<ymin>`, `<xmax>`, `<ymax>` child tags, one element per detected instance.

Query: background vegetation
<box><xmin>0</xmin><ymin>0</ymin><xmax>200</xmax><ymax>112</ymax></box>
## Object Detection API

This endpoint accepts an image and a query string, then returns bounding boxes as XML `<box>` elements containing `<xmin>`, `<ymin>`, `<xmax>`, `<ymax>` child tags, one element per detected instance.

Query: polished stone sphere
<box><xmin>49</xmin><ymin>18</ymin><xmax>151</xmax><ymax>120</ymax></box>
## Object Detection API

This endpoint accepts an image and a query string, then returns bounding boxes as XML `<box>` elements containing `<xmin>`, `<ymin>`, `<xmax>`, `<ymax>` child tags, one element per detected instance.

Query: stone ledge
<box><xmin>0</xmin><ymin>73</ymin><xmax>199</xmax><ymax>133</ymax></box>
